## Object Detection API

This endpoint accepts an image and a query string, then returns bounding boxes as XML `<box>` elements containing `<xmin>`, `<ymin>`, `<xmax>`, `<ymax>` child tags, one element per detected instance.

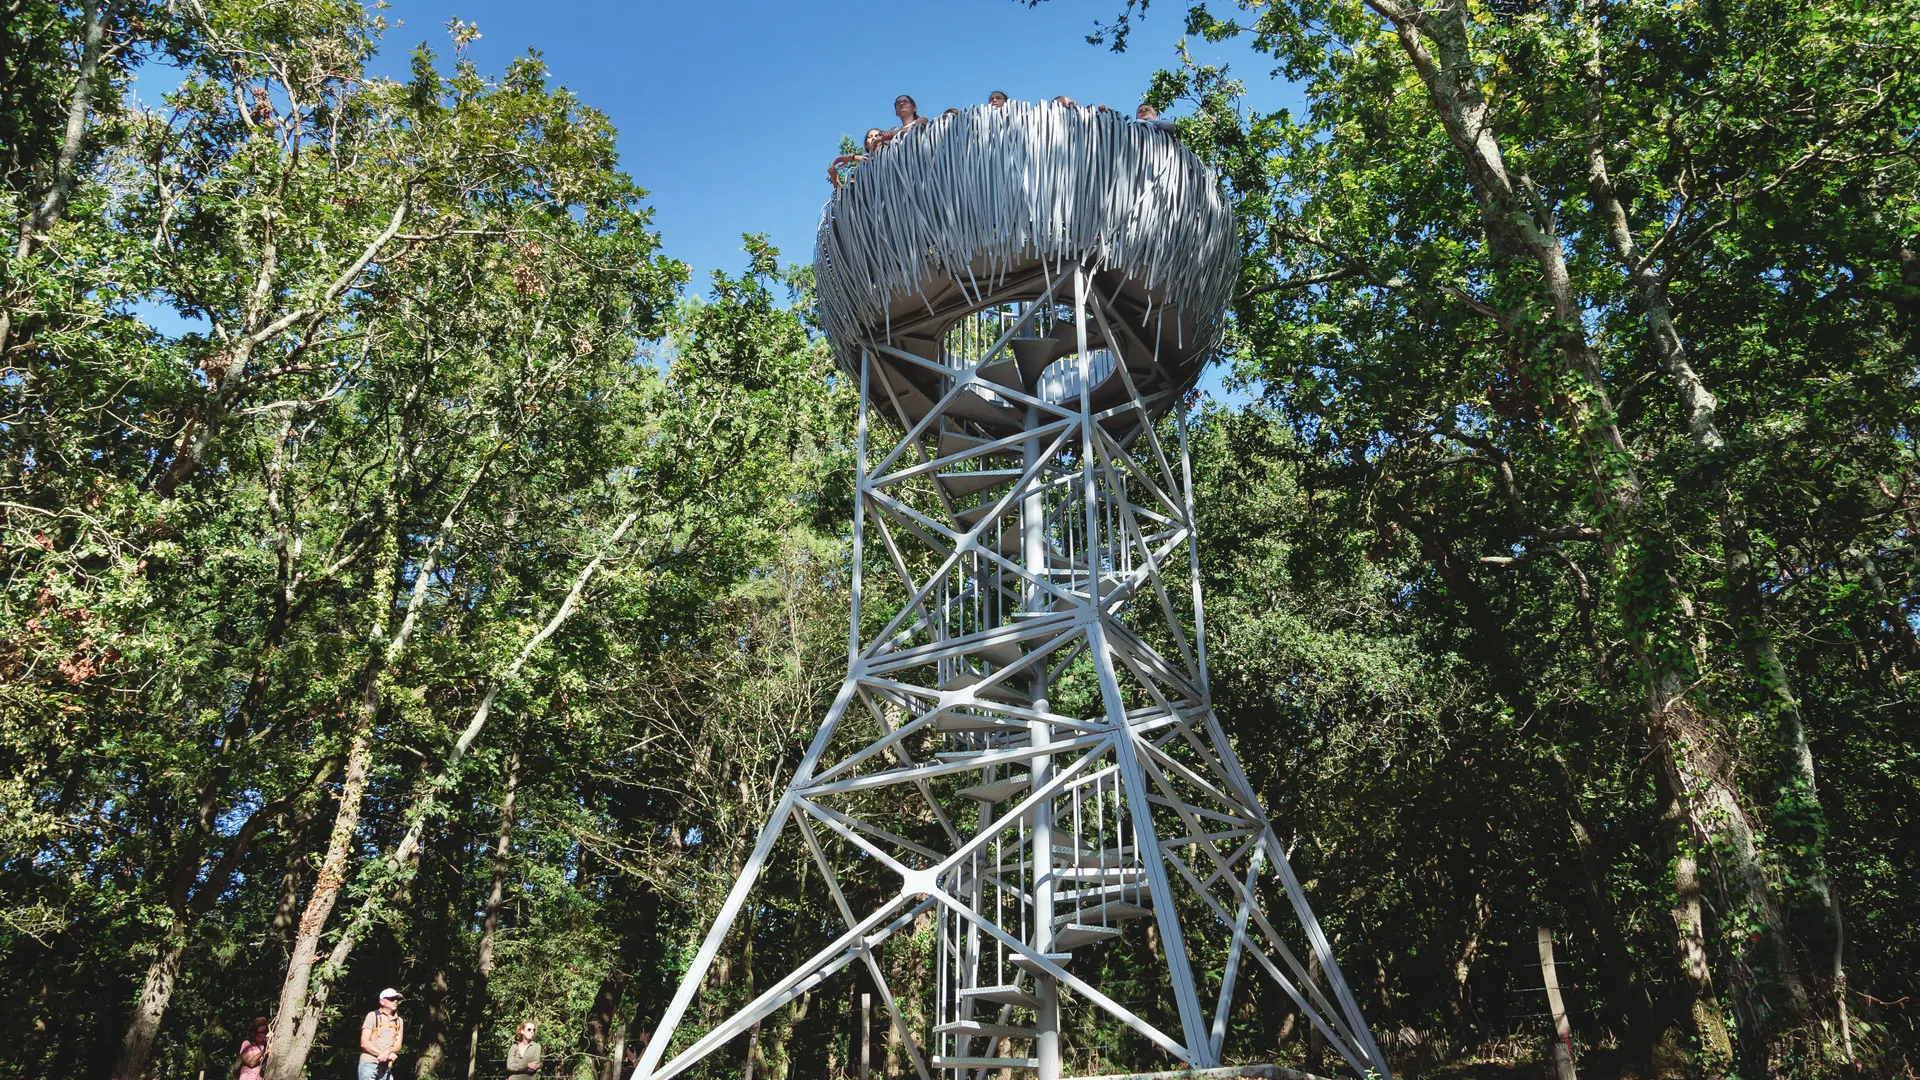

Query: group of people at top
<box><xmin>827</xmin><ymin>91</ymin><xmax>1179</xmax><ymax>186</ymax></box>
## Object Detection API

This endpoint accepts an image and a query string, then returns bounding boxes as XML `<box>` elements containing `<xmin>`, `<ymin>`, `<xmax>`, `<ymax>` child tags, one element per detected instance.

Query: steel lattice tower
<box><xmin>635</xmin><ymin>102</ymin><xmax>1391</xmax><ymax>1080</ymax></box>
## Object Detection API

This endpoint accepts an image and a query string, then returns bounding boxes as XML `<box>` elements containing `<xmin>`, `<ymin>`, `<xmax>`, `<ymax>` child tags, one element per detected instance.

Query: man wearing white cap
<box><xmin>358</xmin><ymin>988</ymin><xmax>404</xmax><ymax>1079</ymax></box>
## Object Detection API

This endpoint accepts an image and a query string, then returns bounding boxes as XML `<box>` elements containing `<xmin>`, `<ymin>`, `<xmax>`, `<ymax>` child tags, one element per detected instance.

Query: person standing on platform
<box><xmin>891</xmin><ymin>94</ymin><xmax>926</xmax><ymax>136</ymax></box>
<box><xmin>358</xmin><ymin>989</ymin><xmax>404</xmax><ymax>1079</ymax></box>
<box><xmin>1134</xmin><ymin>102</ymin><xmax>1179</xmax><ymax>136</ymax></box>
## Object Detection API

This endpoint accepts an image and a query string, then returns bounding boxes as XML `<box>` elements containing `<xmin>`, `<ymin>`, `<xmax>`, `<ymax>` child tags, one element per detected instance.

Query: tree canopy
<box><xmin>1</xmin><ymin>2</ymin><xmax>1914</xmax><ymax>1079</ymax></box>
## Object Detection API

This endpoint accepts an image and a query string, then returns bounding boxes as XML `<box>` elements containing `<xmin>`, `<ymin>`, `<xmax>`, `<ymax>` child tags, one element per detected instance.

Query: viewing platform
<box><xmin>813</xmin><ymin>100</ymin><xmax>1239</xmax><ymax>434</ymax></box>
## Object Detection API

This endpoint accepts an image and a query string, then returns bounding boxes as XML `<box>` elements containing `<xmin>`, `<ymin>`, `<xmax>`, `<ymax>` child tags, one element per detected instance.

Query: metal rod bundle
<box><xmin>814</xmin><ymin>101</ymin><xmax>1238</xmax><ymax>382</ymax></box>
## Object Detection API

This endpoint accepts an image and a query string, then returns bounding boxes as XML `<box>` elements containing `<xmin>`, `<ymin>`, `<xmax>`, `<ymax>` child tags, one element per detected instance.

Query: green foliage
<box><xmin>1118</xmin><ymin>0</ymin><xmax>1920</xmax><ymax>1074</ymax></box>
<box><xmin>3</xmin><ymin>2</ymin><xmax>1916</xmax><ymax>1079</ymax></box>
<box><xmin>0</xmin><ymin>5</ymin><xmax>847</xmax><ymax>1079</ymax></box>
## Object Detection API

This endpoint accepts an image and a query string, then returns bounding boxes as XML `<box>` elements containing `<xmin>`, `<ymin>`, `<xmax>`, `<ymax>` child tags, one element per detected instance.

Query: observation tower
<box><xmin>636</xmin><ymin>102</ymin><xmax>1390</xmax><ymax>1080</ymax></box>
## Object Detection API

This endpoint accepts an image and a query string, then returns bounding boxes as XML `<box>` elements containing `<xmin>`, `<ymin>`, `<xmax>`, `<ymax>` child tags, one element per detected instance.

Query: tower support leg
<box><xmin>638</xmin><ymin>279</ymin><xmax>1392</xmax><ymax>1080</ymax></box>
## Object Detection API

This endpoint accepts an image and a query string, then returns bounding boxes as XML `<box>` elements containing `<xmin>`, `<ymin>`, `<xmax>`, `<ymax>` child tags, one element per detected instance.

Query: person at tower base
<box><xmin>358</xmin><ymin>989</ymin><xmax>404</xmax><ymax>1080</ymax></box>
<box><xmin>505</xmin><ymin>1019</ymin><xmax>543</xmax><ymax>1078</ymax></box>
<box><xmin>237</xmin><ymin>1017</ymin><xmax>269</xmax><ymax>1080</ymax></box>
<box><xmin>988</xmin><ymin>90</ymin><xmax>1008</xmax><ymax>107</ymax></box>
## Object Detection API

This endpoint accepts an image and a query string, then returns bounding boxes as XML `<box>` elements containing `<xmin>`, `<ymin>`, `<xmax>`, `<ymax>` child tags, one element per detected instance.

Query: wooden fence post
<box><xmin>860</xmin><ymin>993</ymin><xmax>872</xmax><ymax>1080</ymax></box>
<box><xmin>1537</xmin><ymin>927</ymin><xmax>1578</xmax><ymax>1080</ymax></box>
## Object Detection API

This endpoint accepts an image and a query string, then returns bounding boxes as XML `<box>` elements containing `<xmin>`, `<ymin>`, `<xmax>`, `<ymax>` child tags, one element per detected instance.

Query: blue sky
<box><xmin>132</xmin><ymin>1</ymin><xmax>1291</xmax><ymax>397</ymax></box>
<box><xmin>361</xmin><ymin>0</ymin><xmax>1298</xmax><ymax>290</ymax></box>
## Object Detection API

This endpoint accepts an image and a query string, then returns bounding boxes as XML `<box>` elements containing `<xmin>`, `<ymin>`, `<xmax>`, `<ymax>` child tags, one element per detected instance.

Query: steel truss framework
<box><xmin>635</xmin><ymin>267</ymin><xmax>1391</xmax><ymax>1080</ymax></box>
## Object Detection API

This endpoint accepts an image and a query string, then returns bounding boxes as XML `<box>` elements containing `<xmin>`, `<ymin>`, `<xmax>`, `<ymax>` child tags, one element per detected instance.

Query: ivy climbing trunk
<box><xmin>1356</xmin><ymin>1</ymin><xmax>1788</xmax><ymax>1068</ymax></box>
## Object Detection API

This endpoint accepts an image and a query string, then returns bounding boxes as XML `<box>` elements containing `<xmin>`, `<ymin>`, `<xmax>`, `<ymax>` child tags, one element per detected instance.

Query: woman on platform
<box><xmin>890</xmin><ymin>94</ymin><xmax>926</xmax><ymax>136</ymax></box>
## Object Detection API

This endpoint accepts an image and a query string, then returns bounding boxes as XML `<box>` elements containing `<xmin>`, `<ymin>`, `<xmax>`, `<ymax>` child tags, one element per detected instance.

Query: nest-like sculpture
<box><xmin>813</xmin><ymin>101</ymin><xmax>1238</xmax><ymax>407</ymax></box>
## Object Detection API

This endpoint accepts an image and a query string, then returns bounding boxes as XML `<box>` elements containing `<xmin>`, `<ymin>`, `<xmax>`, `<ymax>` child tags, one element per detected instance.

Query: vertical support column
<box><xmin>851</xmin><ymin>347</ymin><xmax>870</xmax><ymax>664</ymax></box>
<box><xmin>1173</xmin><ymin>403</ymin><xmax>1210</xmax><ymax>699</ymax></box>
<box><xmin>1025</xmin><ymin>379</ymin><xmax>1060</xmax><ymax>1079</ymax></box>
<box><xmin>1176</xmin><ymin>401</ymin><xmax>1392</xmax><ymax>1078</ymax></box>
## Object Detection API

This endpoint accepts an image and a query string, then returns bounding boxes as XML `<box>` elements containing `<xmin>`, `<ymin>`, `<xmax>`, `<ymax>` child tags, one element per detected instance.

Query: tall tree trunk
<box><xmin>272</xmin><ymin>796</ymin><xmax>321</xmax><ymax>958</ymax></box>
<box><xmin>263</xmin><ymin>515</ymin><xmax>406</xmax><ymax>1080</ymax></box>
<box><xmin>466</xmin><ymin>744</ymin><xmax>523</xmax><ymax>1080</ymax></box>
<box><xmin>1305</xmin><ymin>946</ymin><xmax>1326</xmax><ymax>1076</ymax></box>
<box><xmin>262</xmin><ymin>716</ymin><xmax>379</xmax><ymax>1080</ymax></box>
<box><xmin>1359</xmin><ymin>3</ymin><xmax>1788</xmax><ymax>1068</ymax></box>
<box><xmin>110</xmin><ymin>797</ymin><xmax>284</xmax><ymax>1080</ymax></box>
<box><xmin>263</xmin><ymin>447</ymin><xmax>499</xmax><ymax>1080</ymax></box>
<box><xmin>1562</xmin><ymin>785</ymin><xmax>1656</xmax><ymax>1054</ymax></box>
<box><xmin>23</xmin><ymin>0</ymin><xmax>105</xmax><ymax>242</ymax></box>
<box><xmin>269</xmin><ymin>504</ymin><xmax>637</xmax><ymax>1080</ymax></box>
<box><xmin>112</xmin><ymin>939</ymin><xmax>188</xmax><ymax>1080</ymax></box>
<box><xmin>413</xmin><ymin>789</ymin><xmax>475</xmax><ymax>1080</ymax></box>
<box><xmin>1652</xmin><ymin>717</ymin><xmax>1736</xmax><ymax>1073</ymax></box>
<box><xmin>1450</xmin><ymin>889</ymin><xmax>1489</xmax><ymax>1033</ymax></box>
<box><xmin>583</xmin><ymin>887</ymin><xmax>662</xmax><ymax>1080</ymax></box>
<box><xmin>1582</xmin><ymin>14</ymin><xmax>1827</xmax><ymax>1040</ymax></box>
<box><xmin>582</xmin><ymin>955</ymin><xmax>629</xmax><ymax>1080</ymax></box>
<box><xmin>111</xmin><ymin>433</ymin><xmax>309</xmax><ymax>1080</ymax></box>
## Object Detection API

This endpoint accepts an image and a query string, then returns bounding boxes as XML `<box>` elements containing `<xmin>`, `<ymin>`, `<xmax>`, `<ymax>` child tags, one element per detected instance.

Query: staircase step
<box><xmin>936</xmin><ymin>468</ymin><xmax>1024</xmax><ymax>499</ymax></box>
<box><xmin>1055</xmin><ymin>866</ymin><xmax>1148</xmax><ymax>882</ymax></box>
<box><xmin>997</xmin><ymin>846</ymin><xmax>1139</xmax><ymax>873</ymax></box>
<box><xmin>934</xmin><ymin>745</ymin><xmax>1029</xmax><ymax>762</ymax></box>
<box><xmin>1055</xmin><ymin>882</ymin><xmax>1151</xmax><ymax>906</ymax></box>
<box><xmin>939</xmin><ymin>671</ymin><xmax>1032</xmax><ymax>706</ymax></box>
<box><xmin>899</xmin><ymin>334</ymin><xmax>942</xmax><ymax>362</ymax></box>
<box><xmin>945</xmin><ymin>385</ymin><xmax>1024</xmax><ymax>431</ymax></box>
<box><xmin>934</xmin><ymin>1020</ymin><xmax>1036</xmax><ymax>1039</ymax></box>
<box><xmin>971</xmin><ymin>637</ymin><xmax>1025</xmax><ymax>667</ymax></box>
<box><xmin>1009</xmin><ymin>952</ymin><xmax>1074</xmax><ymax>977</ymax></box>
<box><xmin>956</xmin><ymin>500</ymin><xmax>1019</xmax><ymax>529</ymax></box>
<box><xmin>992</xmin><ymin>527</ymin><xmax>1029</xmax><ymax>558</ymax></box>
<box><xmin>977</xmin><ymin>358</ymin><xmax>1023</xmax><ymax>391</ymax></box>
<box><xmin>1009</xmin><ymin>338</ymin><xmax>1063</xmax><ymax>388</ymax></box>
<box><xmin>936</xmin><ymin>713</ymin><xmax>1026</xmax><ymax>733</ymax></box>
<box><xmin>932</xmin><ymin>1056</ymin><xmax>1040</xmax><ymax>1070</ymax></box>
<box><xmin>1053</xmin><ymin>901</ymin><xmax>1153</xmax><ymax>929</ymax></box>
<box><xmin>1075</xmin><ymin>846</ymin><xmax>1141</xmax><ymax>867</ymax></box>
<box><xmin>1015</xmin><ymin>593</ymin><xmax>1080</xmax><ymax>614</ymax></box>
<box><xmin>1052</xmin><ymin>923</ymin><xmax>1124</xmax><ymax>950</ymax></box>
<box><xmin>958</xmin><ymin>776</ymin><xmax>1031</xmax><ymax>803</ymax></box>
<box><xmin>936</xmin><ymin>430</ymin><xmax>1017</xmax><ymax>461</ymax></box>
<box><xmin>959</xmin><ymin>984</ymin><xmax>1039</xmax><ymax>1008</ymax></box>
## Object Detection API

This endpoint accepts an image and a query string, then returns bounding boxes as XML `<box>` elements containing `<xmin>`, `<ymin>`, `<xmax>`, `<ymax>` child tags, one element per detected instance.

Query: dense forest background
<box><xmin>1</xmin><ymin>1</ymin><xmax>1914</xmax><ymax>1079</ymax></box>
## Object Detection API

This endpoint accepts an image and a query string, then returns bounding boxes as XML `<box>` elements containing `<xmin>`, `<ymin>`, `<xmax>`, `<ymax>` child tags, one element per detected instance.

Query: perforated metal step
<box><xmin>959</xmin><ymin>984</ymin><xmax>1039</xmax><ymax>1008</ymax></box>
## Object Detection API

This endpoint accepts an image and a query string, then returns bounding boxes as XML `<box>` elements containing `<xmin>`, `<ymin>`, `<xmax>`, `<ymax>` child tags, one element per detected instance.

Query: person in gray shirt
<box><xmin>1133</xmin><ymin>103</ymin><xmax>1179</xmax><ymax>136</ymax></box>
<box><xmin>505</xmin><ymin>1019</ymin><xmax>543</xmax><ymax>1079</ymax></box>
<box><xmin>358</xmin><ymin>989</ymin><xmax>404</xmax><ymax>1080</ymax></box>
